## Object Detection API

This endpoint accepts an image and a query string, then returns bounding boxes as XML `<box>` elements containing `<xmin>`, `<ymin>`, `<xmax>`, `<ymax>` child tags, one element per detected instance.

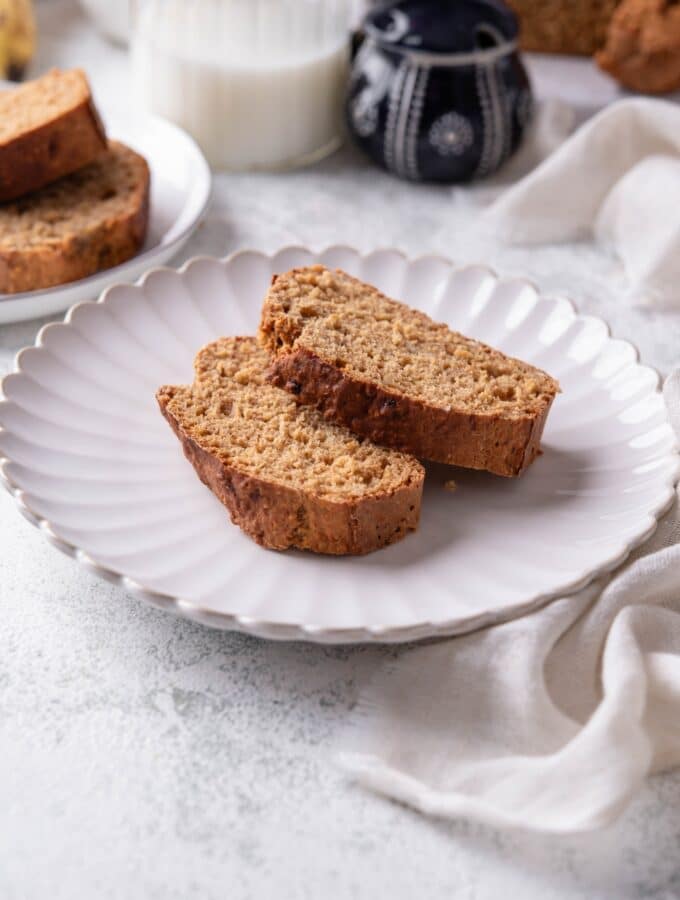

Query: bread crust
<box><xmin>157</xmin><ymin>387</ymin><xmax>423</xmax><ymax>556</ymax></box>
<box><xmin>266</xmin><ymin>347</ymin><xmax>554</xmax><ymax>478</ymax></box>
<box><xmin>261</xmin><ymin>268</ymin><xmax>558</xmax><ymax>478</ymax></box>
<box><xmin>0</xmin><ymin>143</ymin><xmax>150</xmax><ymax>294</ymax></box>
<box><xmin>0</xmin><ymin>74</ymin><xmax>107</xmax><ymax>203</ymax></box>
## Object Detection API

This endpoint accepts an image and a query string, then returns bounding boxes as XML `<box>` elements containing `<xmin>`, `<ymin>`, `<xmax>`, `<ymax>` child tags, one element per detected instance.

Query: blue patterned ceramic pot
<box><xmin>347</xmin><ymin>0</ymin><xmax>533</xmax><ymax>182</ymax></box>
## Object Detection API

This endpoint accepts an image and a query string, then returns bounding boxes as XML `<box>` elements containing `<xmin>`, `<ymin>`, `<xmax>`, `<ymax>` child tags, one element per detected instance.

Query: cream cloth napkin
<box><xmin>485</xmin><ymin>98</ymin><xmax>680</xmax><ymax>309</ymax></box>
<box><xmin>338</xmin><ymin>374</ymin><xmax>680</xmax><ymax>834</ymax></box>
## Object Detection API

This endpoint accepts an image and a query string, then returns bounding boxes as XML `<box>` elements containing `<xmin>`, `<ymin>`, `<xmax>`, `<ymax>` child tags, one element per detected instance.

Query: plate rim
<box><xmin>1</xmin><ymin>245</ymin><xmax>679</xmax><ymax>644</ymax></box>
<box><xmin>0</xmin><ymin>113</ymin><xmax>212</xmax><ymax>314</ymax></box>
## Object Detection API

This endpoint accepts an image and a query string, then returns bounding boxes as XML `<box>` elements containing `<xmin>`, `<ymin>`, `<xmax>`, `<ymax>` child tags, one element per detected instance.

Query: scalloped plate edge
<box><xmin>1</xmin><ymin>246</ymin><xmax>679</xmax><ymax>644</ymax></box>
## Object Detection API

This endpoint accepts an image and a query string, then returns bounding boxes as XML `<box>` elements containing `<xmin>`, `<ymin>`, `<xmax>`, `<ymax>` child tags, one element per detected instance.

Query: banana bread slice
<box><xmin>506</xmin><ymin>0</ymin><xmax>620</xmax><ymax>55</ymax></box>
<box><xmin>0</xmin><ymin>68</ymin><xmax>107</xmax><ymax>203</ymax></box>
<box><xmin>0</xmin><ymin>140</ymin><xmax>150</xmax><ymax>294</ymax></box>
<box><xmin>259</xmin><ymin>266</ymin><xmax>559</xmax><ymax>477</ymax></box>
<box><xmin>157</xmin><ymin>337</ymin><xmax>424</xmax><ymax>555</ymax></box>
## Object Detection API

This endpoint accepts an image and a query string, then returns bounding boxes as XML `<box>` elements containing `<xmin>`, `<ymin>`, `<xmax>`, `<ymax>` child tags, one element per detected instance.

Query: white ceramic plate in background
<box><xmin>0</xmin><ymin>247</ymin><xmax>678</xmax><ymax>643</ymax></box>
<box><xmin>0</xmin><ymin>102</ymin><xmax>211</xmax><ymax>325</ymax></box>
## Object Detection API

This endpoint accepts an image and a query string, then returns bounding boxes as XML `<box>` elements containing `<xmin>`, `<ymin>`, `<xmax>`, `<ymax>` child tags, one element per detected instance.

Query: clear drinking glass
<box><xmin>130</xmin><ymin>0</ymin><xmax>354</xmax><ymax>171</ymax></box>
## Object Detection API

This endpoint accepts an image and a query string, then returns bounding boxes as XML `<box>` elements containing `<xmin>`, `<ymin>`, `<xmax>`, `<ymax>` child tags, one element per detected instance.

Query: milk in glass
<box><xmin>131</xmin><ymin>0</ymin><xmax>352</xmax><ymax>170</ymax></box>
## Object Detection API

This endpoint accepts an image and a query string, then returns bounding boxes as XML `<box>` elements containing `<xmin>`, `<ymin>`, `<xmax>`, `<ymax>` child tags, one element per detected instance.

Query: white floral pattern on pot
<box><xmin>428</xmin><ymin>111</ymin><xmax>475</xmax><ymax>156</ymax></box>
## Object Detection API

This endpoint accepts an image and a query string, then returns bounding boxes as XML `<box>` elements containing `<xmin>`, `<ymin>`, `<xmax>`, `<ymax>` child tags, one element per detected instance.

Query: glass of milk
<box><xmin>131</xmin><ymin>0</ymin><xmax>354</xmax><ymax>171</ymax></box>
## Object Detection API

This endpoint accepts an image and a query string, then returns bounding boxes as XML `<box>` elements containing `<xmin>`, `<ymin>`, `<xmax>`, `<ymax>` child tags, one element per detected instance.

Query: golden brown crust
<box><xmin>596</xmin><ymin>0</ymin><xmax>680</xmax><ymax>93</ymax></box>
<box><xmin>157</xmin><ymin>385</ymin><xmax>423</xmax><ymax>555</ymax></box>
<box><xmin>0</xmin><ymin>70</ymin><xmax>107</xmax><ymax>203</ymax></box>
<box><xmin>0</xmin><ymin>142</ymin><xmax>150</xmax><ymax>294</ymax></box>
<box><xmin>267</xmin><ymin>347</ymin><xmax>554</xmax><ymax>478</ymax></box>
<box><xmin>260</xmin><ymin>266</ymin><xmax>558</xmax><ymax>478</ymax></box>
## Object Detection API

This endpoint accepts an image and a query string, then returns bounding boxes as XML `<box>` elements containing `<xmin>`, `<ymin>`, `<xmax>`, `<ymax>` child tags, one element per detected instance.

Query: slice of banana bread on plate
<box><xmin>0</xmin><ymin>140</ymin><xmax>149</xmax><ymax>293</ymax></box>
<box><xmin>0</xmin><ymin>68</ymin><xmax>107</xmax><ymax>203</ymax></box>
<box><xmin>157</xmin><ymin>337</ymin><xmax>424</xmax><ymax>556</ymax></box>
<box><xmin>259</xmin><ymin>266</ymin><xmax>559</xmax><ymax>477</ymax></box>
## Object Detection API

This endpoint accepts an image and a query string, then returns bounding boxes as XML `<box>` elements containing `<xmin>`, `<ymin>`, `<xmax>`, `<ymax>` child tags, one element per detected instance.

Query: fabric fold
<box><xmin>337</xmin><ymin>373</ymin><xmax>680</xmax><ymax>834</ymax></box>
<box><xmin>484</xmin><ymin>98</ymin><xmax>680</xmax><ymax>308</ymax></box>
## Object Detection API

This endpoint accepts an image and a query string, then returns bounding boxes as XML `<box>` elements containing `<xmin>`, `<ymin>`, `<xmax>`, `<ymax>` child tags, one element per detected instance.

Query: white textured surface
<box><xmin>3</xmin><ymin>2</ymin><xmax>680</xmax><ymax>897</ymax></box>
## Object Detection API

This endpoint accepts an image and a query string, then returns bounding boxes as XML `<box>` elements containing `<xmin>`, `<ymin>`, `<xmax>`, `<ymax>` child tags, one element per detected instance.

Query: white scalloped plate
<box><xmin>1</xmin><ymin>247</ymin><xmax>678</xmax><ymax>643</ymax></box>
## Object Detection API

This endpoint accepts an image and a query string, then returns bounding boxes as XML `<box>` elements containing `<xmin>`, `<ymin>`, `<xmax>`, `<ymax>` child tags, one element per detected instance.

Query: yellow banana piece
<box><xmin>0</xmin><ymin>0</ymin><xmax>36</xmax><ymax>81</ymax></box>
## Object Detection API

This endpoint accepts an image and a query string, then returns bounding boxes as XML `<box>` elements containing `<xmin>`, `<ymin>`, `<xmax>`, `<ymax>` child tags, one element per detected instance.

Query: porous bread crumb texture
<box><xmin>259</xmin><ymin>265</ymin><xmax>558</xmax><ymax>419</ymax></box>
<box><xmin>0</xmin><ymin>68</ymin><xmax>91</xmax><ymax>141</ymax></box>
<box><xmin>506</xmin><ymin>0</ymin><xmax>620</xmax><ymax>54</ymax></box>
<box><xmin>260</xmin><ymin>266</ymin><xmax>559</xmax><ymax>476</ymax></box>
<box><xmin>157</xmin><ymin>338</ymin><xmax>424</xmax><ymax>555</ymax></box>
<box><xmin>0</xmin><ymin>140</ymin><xmax>149</xmax><ymax>293</ymax></box>
<box><xmin>168</xmin><ymin>338</ymin><xmax>422</xmax><ymax>502</ymax></box>
<box><xmin>0</xmin><ymin>141</ymin><xmax>145</xmax><ymax>247</ymax></box>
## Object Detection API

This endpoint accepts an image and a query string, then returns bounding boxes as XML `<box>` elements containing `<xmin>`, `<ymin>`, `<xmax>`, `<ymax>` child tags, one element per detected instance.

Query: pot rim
<box><xmin>361</xmin><ymin>0</ymin><xmax>519</xmax><ymax>67</ymax></box>
<box><xmin>363</xmin><ymin>24</ymin><xmax>519</xmax><ymax>67</ymax></box>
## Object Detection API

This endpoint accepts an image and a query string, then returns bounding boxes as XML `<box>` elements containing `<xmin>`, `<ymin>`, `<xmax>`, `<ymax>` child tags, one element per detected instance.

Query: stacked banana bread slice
<box><xmin>0</xmin><ymin>68</ymin><xmax>149</xmax><ymax>293</ymax></box>
<box><xmin>158</xmin><ymin>266</ymin><xmax>559</xmax><ymax>555</ymax></box>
